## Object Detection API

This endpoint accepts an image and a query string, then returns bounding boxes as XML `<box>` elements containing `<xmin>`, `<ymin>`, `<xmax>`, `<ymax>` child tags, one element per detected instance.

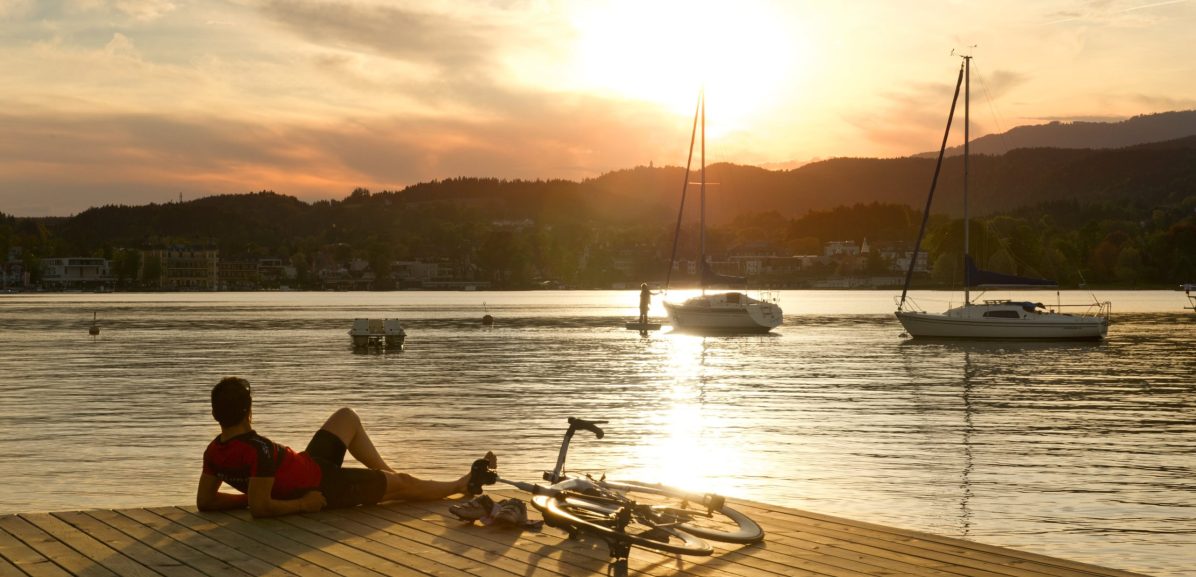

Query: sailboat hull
<box><xmin>664</xmin><ymin>292</ymin><xmax>782</xmax><ymax>333</ymax></box>
<box><xmin>893</xmin><ymin>57</ymin><xmax>1111</xmax><ymax>342</ymax></box>
<box><xmin>896</xmin><ymin>305</ymin><xmax>1107</xmax><ymax>340</ymax></box>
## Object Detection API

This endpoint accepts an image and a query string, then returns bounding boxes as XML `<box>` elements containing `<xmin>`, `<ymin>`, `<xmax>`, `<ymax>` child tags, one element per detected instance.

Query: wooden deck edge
<box><xmin>0</xmin><ymin>496</ymin><xmax>1157</xmax><ymax>577</ymax></box>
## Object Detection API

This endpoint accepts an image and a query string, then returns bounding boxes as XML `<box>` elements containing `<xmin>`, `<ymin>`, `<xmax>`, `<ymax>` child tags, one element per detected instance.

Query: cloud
<box><xmin>1042</xmin><ymin>0</ymin><xmax>1186</xmax><ymax>26</ymax></box>
<box><xmin>0</xmin><ymin>0</ymin><xmax>35</xmax><ymax>19</ymax></box>
<box><xmin>259</xmin><ymin>0</ymin><xmax>499</xmax><ymax>73</ymax></box>
<box><xmin>843</xmin><ymin>78</ymin><xmax>965</xmax><ymax>153</ymax></box>
<box><xmin>102</xmin><ymin>32</ymin><xmax>139</xmax><ymax>58</ymax></box>
<box><xmin>113</xmin><ymin>0</ymin><xmax>176</xmax><ymax>21</ymax></box>
<box><xmin>0</xmin><ymin>89</ymin><xmax>686</xmax><ymax>215</ymax></box>
<box><xmin>973</xmin><ymin>68</ymin><xmax>1029</xmax><ymax>100</ymax></box>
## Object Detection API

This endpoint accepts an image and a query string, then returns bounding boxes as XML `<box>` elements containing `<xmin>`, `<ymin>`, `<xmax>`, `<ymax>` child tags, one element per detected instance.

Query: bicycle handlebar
<box><xmin>568</xmin><ymin>417</ymin><xmax>606</xmax><ymax>439</ymax></box>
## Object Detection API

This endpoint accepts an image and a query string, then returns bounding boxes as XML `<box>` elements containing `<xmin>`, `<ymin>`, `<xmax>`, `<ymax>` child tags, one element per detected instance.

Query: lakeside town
<box><xmin>3</xmin><ymin>237</ymin><xmax>929</xmax><ymax>292</ymax></box>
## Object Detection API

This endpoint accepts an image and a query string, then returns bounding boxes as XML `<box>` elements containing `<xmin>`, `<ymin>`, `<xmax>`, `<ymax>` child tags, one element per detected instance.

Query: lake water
<box><xmin>0</xmin><ymin>290</ymin><xmax>1192</xmax><ymax>576</ymax></box>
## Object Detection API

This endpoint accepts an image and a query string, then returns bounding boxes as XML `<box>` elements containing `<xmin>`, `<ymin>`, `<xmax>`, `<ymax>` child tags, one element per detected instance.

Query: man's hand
<box><xmin>300</xmin><ymin>491</ymin><xmax>327</xmax><ymax>513</ymax></box>
<box><xmin>248</xmin><ymin>477</ymin><xmax>326</xmax><ymax>517</ymax></box>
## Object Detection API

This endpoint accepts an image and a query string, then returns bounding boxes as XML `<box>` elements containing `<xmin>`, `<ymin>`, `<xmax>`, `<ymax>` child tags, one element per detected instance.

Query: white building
<box><xmin>40</xmin><ymin>257</ymin><xmax>111</xmax><ymax>288</ymax></box>
<box><xmin>823</xmin><ymin>241</ymin><xmax>860</xmax><ymax>257</ymax></box>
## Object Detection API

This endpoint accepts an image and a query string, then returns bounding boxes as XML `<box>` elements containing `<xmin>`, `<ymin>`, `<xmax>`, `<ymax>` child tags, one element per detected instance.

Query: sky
<box><xmin>1</xmin><ymin>0</ymin><xmax>1193</xmax><ymax>216</ymax></box>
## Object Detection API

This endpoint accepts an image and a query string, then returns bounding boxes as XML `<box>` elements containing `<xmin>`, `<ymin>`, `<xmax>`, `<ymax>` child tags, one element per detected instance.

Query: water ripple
<box><xmin>0</xmin><ymin>291</ymin><xmax>1192</xmax><ymax>576</ymax></box>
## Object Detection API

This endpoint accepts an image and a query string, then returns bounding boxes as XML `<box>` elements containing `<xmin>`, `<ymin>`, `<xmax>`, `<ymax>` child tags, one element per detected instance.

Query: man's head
<box><xmin>211</xmin><ymin>377</ymin><xmax>252</xmax><ymax>428</ymax></box>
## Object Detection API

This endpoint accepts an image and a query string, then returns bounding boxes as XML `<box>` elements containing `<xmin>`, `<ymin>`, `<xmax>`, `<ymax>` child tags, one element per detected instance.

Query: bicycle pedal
<box><xmin>467</xmin><ymin>458</ymin><xmax>498</xmax><ymax>494</ymax></box>
<box><xmin>705</xmin><ymin>494</ymin><xmax>725</xmax><ymax>511</ymax></box>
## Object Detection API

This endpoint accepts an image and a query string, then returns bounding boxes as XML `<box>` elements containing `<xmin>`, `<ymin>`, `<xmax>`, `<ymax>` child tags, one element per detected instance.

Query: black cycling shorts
<box><xmin>304</xmin><ymin>429</ymin><xmax>387</xmax><ymax>508</ymax></box>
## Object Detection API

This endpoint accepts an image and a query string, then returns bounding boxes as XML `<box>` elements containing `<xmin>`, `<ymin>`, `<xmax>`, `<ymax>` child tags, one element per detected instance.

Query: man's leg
<box><xmin>379</xmin><ymin>451</ymin><xmax>496</xmax><ymax>501</ymax></box>
<box><xmin>319</xmin><ymin>407</ymin><xmax>394</xmax><ymax>472</ymax></box>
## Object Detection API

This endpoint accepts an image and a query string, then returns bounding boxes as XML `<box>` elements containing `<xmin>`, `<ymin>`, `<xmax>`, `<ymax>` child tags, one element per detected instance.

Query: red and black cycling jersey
<box><xmin>202</xmin><ymin>430</ymin><xmax>322</xmax><ymax>499</ymax></box>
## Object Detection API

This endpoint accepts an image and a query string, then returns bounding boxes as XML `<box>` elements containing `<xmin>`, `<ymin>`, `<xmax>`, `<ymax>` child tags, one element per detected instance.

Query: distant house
<box><xmin>392</xmin><ymin>259</ymin><xmax>485</xmax><ymax>290</ymax></box>
<box><xmin>877</xmin><ymin>243</ymin><xmax>930</xmax><ymax>273</ymax></box>
<box><xmin>823</xmin><ymin>241</ymin><xmax>860</xmax><ymax>258</ymax></box>
<box><xmin>257</xmin><ymin>258</ymin><xmax>296</xmax><ymax>286</ymax></box>
<box><xmin>729</xmin><ymin>255</ymin><xmax>818</xmax><ymax>277</ymax></box>
<box><xmin>3</xmin><ymin>248</ymin><xmax>28</xmax><ymax>289</ymax></box>
<box><xmin>218</xmin><ymin>258</ymin><xmax>259</xmax><ymax>291</ymax></box>
<box><xmin>392</xmin><ymin>260</ymin><xmax>440</xmax><ymax>284</ymax></box>
<box><xmin>40</xmin><ymin>257</ymin><xmax>111</xmax><ymax>289</ymax></box>
<box><xmin>141</xmin><ymin>246</ymin><xmax>218</xmax><ymax>290</ymax></box>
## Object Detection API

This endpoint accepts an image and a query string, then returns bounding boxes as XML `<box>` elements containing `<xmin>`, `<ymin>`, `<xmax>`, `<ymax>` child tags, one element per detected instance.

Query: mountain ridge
<box><xmin>921</xmin><ymin>109</ymin><xmax>1196</xmax><ymax>157</ymax></box>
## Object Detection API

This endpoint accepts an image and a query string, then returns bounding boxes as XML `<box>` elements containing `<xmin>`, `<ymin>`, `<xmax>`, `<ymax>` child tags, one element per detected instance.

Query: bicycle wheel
<box><xmin>531</xmin><ymin>493</ymin><xmax>712</xmax><ymax>556</ymax></box>
<box><xmin>599</xmin><ymin>480</ymin><xmax>764</xmax><ymax>544</ymax></box>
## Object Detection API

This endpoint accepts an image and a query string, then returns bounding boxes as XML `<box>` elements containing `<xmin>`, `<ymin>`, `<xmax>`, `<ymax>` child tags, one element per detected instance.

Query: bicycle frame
<box><xmin>546</xmin><ymin>416</ymin><xmax>604</xmax><ymax>483</ymax></box>
<box><xmin>480</xmin><ymin>416</ymin><xmax>760</xmax><ymax>577</ymax></box>
<box><xmin>495</xmin><ymin>417</ymin><xmax>605</xmax><ymax>498</ymax></box>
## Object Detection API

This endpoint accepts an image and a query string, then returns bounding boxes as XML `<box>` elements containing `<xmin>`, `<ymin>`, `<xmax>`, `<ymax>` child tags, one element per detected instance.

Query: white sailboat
<box><xmin>895</xmin><ymin>55</ymin><xmax>1109</xmax><ymax>340</ymax></box>
<box><xmin>663</xmin><ymin>90</ymin><xmax>783</xmax><ymax>334</ymax></box>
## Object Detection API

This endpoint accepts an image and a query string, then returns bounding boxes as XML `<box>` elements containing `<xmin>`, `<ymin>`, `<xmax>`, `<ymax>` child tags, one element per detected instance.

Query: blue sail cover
<box><xmin>965</xmin><ymin>255</ymin><xmax>1056</xmax><ymax>288</ymax></box>
<box><xmin>702</xmin><ymin>262</ymin><xmax>747</xmax><ymax>287</ymax></box>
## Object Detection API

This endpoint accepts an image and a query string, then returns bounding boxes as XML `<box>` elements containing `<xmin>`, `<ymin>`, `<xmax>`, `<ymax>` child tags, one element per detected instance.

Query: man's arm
<box><xmin>246</xmin><ymin>477</ymin><xmax>326</xmax><ymax>518</ymax></box>
<box><xmin>196</xmin><ymin>473</ymin><xmax>248</xmax><ymax>511</ymax></box>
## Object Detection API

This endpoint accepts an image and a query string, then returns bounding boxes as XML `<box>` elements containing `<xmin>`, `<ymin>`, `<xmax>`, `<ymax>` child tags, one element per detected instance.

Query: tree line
<box><xmin>4</xmin><ymin>134</ymin><xmax>1196</xmax><ymax>288</ymax></box>
<box><xmin>2</xmin><ymin>180</ymin><xmax>1192</xmax><ymax>288</ymax></box>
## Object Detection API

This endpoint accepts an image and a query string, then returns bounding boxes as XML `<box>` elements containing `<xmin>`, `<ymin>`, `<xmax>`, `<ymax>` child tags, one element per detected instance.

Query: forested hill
<box><xmin>925</xmin><ymin>110</ymin><xmax>1196</xmax><ymax>157</ymax></box>
<box><xmin>589</xmin><ymin>135</ymin><xmax>1196</xmax><ymax>224</ymax></box>
<box><xmin>10</xmin><ymin>134</ymin><xmax>1196</xmax><ymax>255</ymax></box>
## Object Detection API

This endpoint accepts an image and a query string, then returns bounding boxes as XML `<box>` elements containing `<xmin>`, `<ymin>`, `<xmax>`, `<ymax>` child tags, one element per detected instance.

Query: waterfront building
<box><xmin>140</xmin><ymin>246</ymin><xmax>218</xmax><ymax>290</ymax></box>
<box><xmin>39</xmin><ymin>257</ymin><xmax>112</xmax><ymax>290</ymax></box>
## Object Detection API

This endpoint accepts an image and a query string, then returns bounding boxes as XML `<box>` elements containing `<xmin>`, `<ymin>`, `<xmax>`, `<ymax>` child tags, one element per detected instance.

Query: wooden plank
<box><xmin>274</xmin><ymin>511</ymin><xmax>480</xmax><ymax>577</ymax></box>
<box><xmin>0</xmin><ymin>516</ymin><xmax>72</xmax><ymax>577</ymax></box>
<box><xmin>737</xmin><ymin>499</ymin><xmax>1137</xmax><ymax>576</ymax></box>
<box><xmin>117</xmin><ymin>509</ymin><xmax>296</xmax><ymax>577</ymax></box>
<box><xmin>290</xmin><ymin>511</ymin><xmax>519</xmax><ymax>577</ymax></box>
<box><xmin>448</xmin><ymin>490</ymin><xmax>870</xmax><ymax>577</ymax></box>
<box><xmin>177</xmin><ymin>508</ymin><xmax>386</xmax><ymax>577</ymax></box>
<box><xmin>385</xmin><ymin>497</ymin><xmax>710</xmax><ymax>576</ymax></box>
<box><xmin>738</xmin><ymin>503</ymin><xmax>1053</xmax><ymax>577</ymax></box>
<box><xmin>1</xmin><ymin>494</ymin><xmax>1150</xmax><ymax>577</ymax></box>
<box><xmin>85</xmin><ymin>509</ymin><xmax>253</xmax><ymax>577</ymax></box>
<box><xmin>0</xmin><ymin>554</ymin><xmax>26</xmax><ymax>577</ymax></box>
<box><xmin>732</xmin><ymin>501</ymin><xmax>1151</xmax><ymax>577</ymax></box>
<box><xmin>50</xmin><ymin>511</ymin><xmax>202</xmax><ymax>577</ymax></box>
<box><xmin>213</xmin><ymin>509</ymin><xmax>438</xmax><ymax>577</ymax></box>
<box><xmin>149</xmin><ymin>508</ymin><xmax>342</xmax><ymax>577</ymax></box>
<box><xmin>392</xmin><ymin>494</ymin><xmax>850</xmax><ymax>577</ymax></box>
<box><xmin>330</xmin><ymin>505</ymin><xmax>602</xmax><ymax>577</ymax></box>
<box><xmin>0</xmin><ymin>515</ymin><xmax>117</xmax><ymax>577</ymax></box>
<box><xmin>697</xmin><ymin>503</ymin><xmax>1018</xmax><ymax>577</ymax></box>
<box><xmin>21</xmin><ymin>513</ymin><xmax>159</xmax><ymax>577</ymax></box>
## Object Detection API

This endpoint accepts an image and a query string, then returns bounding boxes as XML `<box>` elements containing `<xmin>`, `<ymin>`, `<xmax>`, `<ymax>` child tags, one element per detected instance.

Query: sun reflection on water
<box><xmin>623</xmin><ymin>334</ymin><xmax>747</xmax><ymax>495</ymax></box>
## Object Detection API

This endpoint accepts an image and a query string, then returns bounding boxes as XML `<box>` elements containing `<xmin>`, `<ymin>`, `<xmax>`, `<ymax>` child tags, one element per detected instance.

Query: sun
<box><xmin>568</xmin><ymin>0</ymin><xmax>806</xmax><ymax>136</ymax></box>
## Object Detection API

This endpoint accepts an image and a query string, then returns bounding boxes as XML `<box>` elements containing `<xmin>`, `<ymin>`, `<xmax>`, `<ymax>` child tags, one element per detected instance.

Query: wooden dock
<box><xmin>0</xmin><ymin>489</ymin><xmax>1149</xmax><ymax>577</ymax></box>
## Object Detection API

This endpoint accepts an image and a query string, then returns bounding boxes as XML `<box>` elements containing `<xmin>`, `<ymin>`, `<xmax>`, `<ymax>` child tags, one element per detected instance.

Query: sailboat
<box><xmin>895</xmin><ymin>55</ymin><xmax>1109</xmax><ymax>340</ymax></box>
<box><xmin>662</xmin><ymin>90</ymin><xmax>783</xmax><ymax>333</ymax></box>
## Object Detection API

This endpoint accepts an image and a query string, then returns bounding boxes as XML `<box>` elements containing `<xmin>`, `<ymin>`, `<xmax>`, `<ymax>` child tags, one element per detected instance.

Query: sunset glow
<box><xmin>569</xmin><ymin>0</ymin><xmax>806</xmax><ymax>132</ymax></box>
<box><xmin>1</xmin><ymin>0</ymin><xmax>1193</xmax><ymax>215</ymax></box>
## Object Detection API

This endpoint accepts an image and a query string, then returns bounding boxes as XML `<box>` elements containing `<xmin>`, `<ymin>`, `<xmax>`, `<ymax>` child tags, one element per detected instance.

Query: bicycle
<box><xmin>466</xmin><ymin>417</ymin><xmax>764</xmax><ymax>576</ymax></box>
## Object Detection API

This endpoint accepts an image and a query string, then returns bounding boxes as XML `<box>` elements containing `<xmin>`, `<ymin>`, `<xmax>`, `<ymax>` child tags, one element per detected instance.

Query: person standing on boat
<box><xmin>197</xmin><ymin>376</ymin><xmax>496</xmax><ymax>518</ymax></box>
<box><xmin>638</xmin><ymin>282</ymin><xmax>657</xmax><ymax>325</ymax></box>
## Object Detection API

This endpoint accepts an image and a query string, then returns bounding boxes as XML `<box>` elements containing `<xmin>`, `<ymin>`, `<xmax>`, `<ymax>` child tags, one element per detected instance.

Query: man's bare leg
<box><xmin>380</xmin><ymin>451</ymin><xmax>497</xmax><ymax>501</ymax></box>
<box><xmin>320</xmin><ymin>407</ymin><xmax>395</xmax><ymax>472</ymax></box>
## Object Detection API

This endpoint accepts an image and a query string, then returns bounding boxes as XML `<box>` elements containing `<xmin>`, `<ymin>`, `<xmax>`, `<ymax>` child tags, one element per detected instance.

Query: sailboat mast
<box><xmin>700</xmin><ymin>89</ymin><xmax>707</xmax><ymax>296</ymax></box>
<box><xmin>897</xmin><ymin>62</ymin><xmax>964</xmax><ymax>310</ymax></box>
<box><xmin>963</xmin><ymin>55</ymin><xmax>971</xmax><ymax>307</ymax></box>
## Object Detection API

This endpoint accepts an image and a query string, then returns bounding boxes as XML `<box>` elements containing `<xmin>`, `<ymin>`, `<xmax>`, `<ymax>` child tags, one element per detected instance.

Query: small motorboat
<box><xmin>349</xmin><ymin>318</ymin><xmax>406</xmax><ymax>350</ymax></box>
